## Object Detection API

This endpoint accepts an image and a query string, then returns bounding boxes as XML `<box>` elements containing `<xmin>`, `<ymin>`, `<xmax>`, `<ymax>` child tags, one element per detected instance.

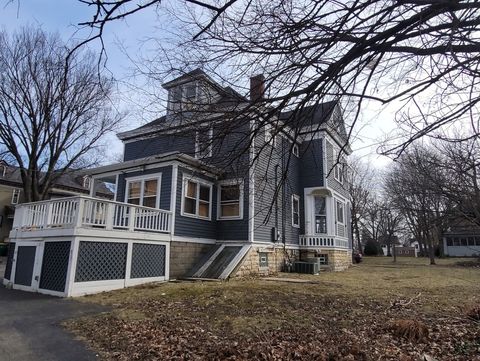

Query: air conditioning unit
<box><xmin>293</xmin><ymin>261</ymin><xmax>319</xmax><ymax>275</ymax></box>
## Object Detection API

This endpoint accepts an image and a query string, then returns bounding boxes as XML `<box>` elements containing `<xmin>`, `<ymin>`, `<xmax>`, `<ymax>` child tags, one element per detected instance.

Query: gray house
<box><xmin>4</xmin><ymin>69</ymin><xmax>353</xmax><ymax>297</ymax></box>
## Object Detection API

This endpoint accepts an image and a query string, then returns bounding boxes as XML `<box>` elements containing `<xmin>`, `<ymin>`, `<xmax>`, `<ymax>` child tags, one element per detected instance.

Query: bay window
<box><xmin>314</xmin><ymin>196</ymin><xmax>327</xmax><ymax>234</ymax></box>
<box><xmin>182</xmin><ymin>177</ymin><xmax>212</xmax><ymax>219</ymax></box>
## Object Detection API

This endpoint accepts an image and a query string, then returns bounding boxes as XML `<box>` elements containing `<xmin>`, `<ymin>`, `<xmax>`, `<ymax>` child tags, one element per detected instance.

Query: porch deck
<box><xmin>11</xmin><ymin>196</ymin><xmax>172</xmax><ymax>236</ymax></box>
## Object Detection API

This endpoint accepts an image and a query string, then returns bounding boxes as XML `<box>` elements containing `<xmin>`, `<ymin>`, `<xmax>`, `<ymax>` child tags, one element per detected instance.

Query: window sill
<box><xmin>180</xmin><ymin>212</ymin><xmax>211</xmax><ymax>221</ymax></box>
<box><xmin>218</xmin><ymin>216</ymin><xmax>243</xmax><ymax>221</ymax></box>
<box><xmin>292</xmin><ymin>224</ymin><xmax>300</xmax><ymax>228</ymax></box>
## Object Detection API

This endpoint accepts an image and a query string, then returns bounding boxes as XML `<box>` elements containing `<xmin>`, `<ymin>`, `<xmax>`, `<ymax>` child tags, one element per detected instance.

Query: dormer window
<box><xmin>168</xmin><ymin>82</ymin><xmax>198</xmax><ymax>112</ymax></box>
<box><xmin>185</xmin><ymin>83</ymin><xmax>197</xmax><ymax>101</ymax></box>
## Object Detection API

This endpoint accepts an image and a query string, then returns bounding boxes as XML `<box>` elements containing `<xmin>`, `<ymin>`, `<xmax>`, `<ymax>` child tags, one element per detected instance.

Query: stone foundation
<box><xmin>169</xmin><ymin>241</ymin><xmax>215</xmax><ymax>278</ymax></box>
<box><xmin>233</xmin><ymin>246</ymin><xmax>299</xmax><ymax>278</ymax></box>
<box><xmin>300</xmin><ymin>249</ymin><xmax>352</xmax><ymax>271</ymax></box>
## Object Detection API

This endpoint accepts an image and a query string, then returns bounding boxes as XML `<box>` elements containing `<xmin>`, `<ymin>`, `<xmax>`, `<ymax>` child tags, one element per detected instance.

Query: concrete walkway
<box><xmin>0</xmin><ymin>281</ymin><xmax>107</xmax><ymax>360</ymax></box>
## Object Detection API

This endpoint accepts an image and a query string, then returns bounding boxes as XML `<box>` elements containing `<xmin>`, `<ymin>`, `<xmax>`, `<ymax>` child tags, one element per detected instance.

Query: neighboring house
<box><xmin>443</xmin><ymin>219</ymin><xmax>480</xmax><ymax>257</ymax></box>
<box><xmin>0</xmin><ymin>160</ymin><xmax>112</xmax><ymax>242</ymax></box>
<box><xmin>4</xmin><ymin>69</ymin><xmax>353</xmax><ymax>297</ymax></box>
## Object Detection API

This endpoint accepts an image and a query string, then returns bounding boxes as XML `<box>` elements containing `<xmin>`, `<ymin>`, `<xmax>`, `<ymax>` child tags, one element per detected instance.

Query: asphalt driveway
<box><xmin>0</xmin><ymin>277</ymin><xmax>107</xmax><ymax>361</ymax></box>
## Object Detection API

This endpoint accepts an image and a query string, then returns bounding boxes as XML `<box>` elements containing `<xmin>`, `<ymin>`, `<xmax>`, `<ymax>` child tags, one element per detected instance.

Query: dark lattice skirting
<box><xmin>39</xmin><ymin>241</ymin><xmax>71</xmax><ymax>292</ymax></box>
<box><xmin>4</xmin><ymin>242</ymin><xmax>15</xmax><ymax>280</ymax></box>
<box><xmin>75</xmin><ymin>241</ymin><xmax>127</xmax><ymax>282</ymax></box>
<box><xmin>130</xmin><ymin>243</ymin><xmax>166</xmax><ymax>279</ymax></box>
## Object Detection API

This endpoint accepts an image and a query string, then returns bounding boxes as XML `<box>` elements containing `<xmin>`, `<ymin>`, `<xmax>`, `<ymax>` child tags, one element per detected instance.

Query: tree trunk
<box><xmin>386</xmin><ymin>243</ymin><xmax>391</xmax><ymax>257</ymax></box>
<box><xmin>392</xmin><ymin>237</ymin><xmax>397</xmax><ymax>263</ymax></box>
<box><xmin>427</xmin><ymin>236</ymin><xmax>436</xmax><ymax>265</ymax></box>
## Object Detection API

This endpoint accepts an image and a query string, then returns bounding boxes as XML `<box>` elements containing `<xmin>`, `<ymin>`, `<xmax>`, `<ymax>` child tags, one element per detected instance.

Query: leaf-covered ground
<box><xmin>67</xmin><ymin>257</ymin><xmax>480</xmax><ymax>360</ymax></box>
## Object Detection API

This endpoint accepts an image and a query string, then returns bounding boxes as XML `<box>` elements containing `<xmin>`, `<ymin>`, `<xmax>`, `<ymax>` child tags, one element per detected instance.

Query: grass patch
<box><xmin>68</xmin><ymin>257</ymin><xmax>480</xmax><ymax>360</ymax></box>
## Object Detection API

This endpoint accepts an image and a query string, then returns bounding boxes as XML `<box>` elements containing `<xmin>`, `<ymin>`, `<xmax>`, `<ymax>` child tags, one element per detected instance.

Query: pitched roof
<box><xmin>279</xmin><ymin>101</ymin><xmax>337</xmax><ymax>126</ymax></box>
<box><xmin>0</xmin><ymin>162</ymin><xmax>113</xmax><ymax>197</ymax></box>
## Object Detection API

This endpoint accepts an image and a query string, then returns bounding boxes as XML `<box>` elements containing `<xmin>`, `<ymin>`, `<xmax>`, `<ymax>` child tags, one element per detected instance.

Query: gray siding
<box><xmin>124</xmin><ymin>133</ymin><xmax>195</xmax><ymax>161</ymax></box>
<box><xmin>300</xmin><ymin>138</ymin><xmax>325</xmax><ymax>188</ymax></box>
<box><xmin>174</xmin><ymin>167</ymin><xmax>217</xmax><ymax>239</ymax></box>
<box><xmin>116</xmin><ymin>166</ymin><xmax>173</xmax><ymax>210</ymax></box>
<box><xmin>325</xmin><ymin>139</ymin><xmax>349</xmax><ymax>199</ymax></box>
<box><xmin>253</xmin><ymin>131</ymin><xmax>301</xmax><ymax>245</ymax></box>
<box><xmin>210</xmin><ymin>121</ymin><xmax>250</xmax><ymax>241</ymax></box>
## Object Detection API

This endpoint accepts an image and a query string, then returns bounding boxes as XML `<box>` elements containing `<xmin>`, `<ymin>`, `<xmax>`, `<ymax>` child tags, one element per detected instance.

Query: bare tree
<box><xmin>348</xmin><ymin>157</ymin><xmax>375</xmax><ymax>251</ymax></box>
<box><xmin>378</xmin><ymin>202</ymin><xmax>404</xmax><ymax>263</ymax></box>
<box><xmin>0</xmin><ymin>27</ymin><xmax>122</xmax><ymax>202</ymax></box>
<box><xmin>75</xmin><ymin>0</ymin><xmax>480</xmax><ymax>155</ymax></box>
<box><xmin>384</xmin><ymin>146</ymin><xmax>449</xmax><ymax>265</ymax></box>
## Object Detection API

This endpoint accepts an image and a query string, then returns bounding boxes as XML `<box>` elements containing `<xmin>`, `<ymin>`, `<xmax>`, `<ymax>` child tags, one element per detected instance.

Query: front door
<box><xmin>12</xmin><ymin>242</ymin><xmax>43</xmax><ymax>292</ymax></box>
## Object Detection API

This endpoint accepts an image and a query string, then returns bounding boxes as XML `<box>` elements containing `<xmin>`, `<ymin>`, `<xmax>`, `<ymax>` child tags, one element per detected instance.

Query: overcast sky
<box><xmin>1</xmin><ymin>0</ymin><xmax>394</xmax><ymax>167</ymax></box>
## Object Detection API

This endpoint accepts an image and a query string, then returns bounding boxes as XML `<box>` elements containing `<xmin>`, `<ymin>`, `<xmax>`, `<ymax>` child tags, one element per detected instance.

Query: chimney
<box><xmin>250</xmin><ymin>74</ymin><xmax>265</xmax><ymax>102</ymax></box>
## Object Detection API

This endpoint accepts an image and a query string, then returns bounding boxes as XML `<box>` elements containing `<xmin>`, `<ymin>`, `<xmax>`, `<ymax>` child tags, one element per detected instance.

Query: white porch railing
<box><xmin>299</xmin><ymin>235</ymin><xmax>349</xmax><ymax>249</ymax></box>
<box><xmin>12</xmin><ymin>196</ymin><xmax>172</xmax><ymax>234</ymax></box>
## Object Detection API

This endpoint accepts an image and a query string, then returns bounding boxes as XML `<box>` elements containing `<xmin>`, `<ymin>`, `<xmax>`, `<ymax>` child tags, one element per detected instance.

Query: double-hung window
<box><xmin>218</xmin><ymin>180</ymin><xmax>243</xmax><ymax>219</ymax></box>
<box><xmin>182</xmin><ymin>178</ymin><xmax>212</xmax><ymax>219</ymax></box>
<box><xmin>333</xmin><ymin>149</ymin><xmax>345</xmax><ymax>184</ymax></box>
<box><xmin>11</xmin><ymin>189</ymin><xmax>21</xmax><ymax>205</ymax></box>
<box><xmin>291</xmin><ymin>195</ymin><xmax>300</xmax><ymax>227</ymax></box>
<box><xmin>314</xmin><ymin>196</ymin><xmax>327</xmax><ymax>234</ymax></box>
<box><xmin>126</xmin><ymin>176</ymin><xmax>161</xmax><ymax>208</ymax></box>
<box><xmin>336</xmin><ymin>200</ymin><xmax>345</xmax><ymax>224</ymax></box>
<box><xmin>195</xmin><ymin>127</ymin><xmax>213</xmax><ymax>159</ymax></box>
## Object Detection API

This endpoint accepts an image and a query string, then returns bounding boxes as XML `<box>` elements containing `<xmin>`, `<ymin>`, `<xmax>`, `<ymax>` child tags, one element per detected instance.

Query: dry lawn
<box><xmin>67</xmin><ymin>257</ymin><xmax>480</xmax><ymax>361</ymax></box>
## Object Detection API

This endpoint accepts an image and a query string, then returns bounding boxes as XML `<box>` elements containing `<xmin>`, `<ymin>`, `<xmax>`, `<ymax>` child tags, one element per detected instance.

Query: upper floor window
<box><xmin>336</xmin><ymin>200</ymin><xmax>345</xmax><ymax>224</ymax></box>
<box><xmin>218</xmin><ymin>180</ymin><xmax>244</xmax><ymax>219</ymax></box>
<box><xmin>292</xmin><ymin>143</ymin><xmax>299</xmax><ymax>157</ymax></box>
<box><xmin>185</xmin><ymin>83</ymin><xmax>197</xmax><ymax>101</ymax></box>
<box><xmin>168</xmin><ymin>82</ymin><xmax>198</xmax><ymax>112</ymax></box>
<box><xmin>265</xmin><ymin>123</ymin><xmax>277</xmax><ymax>147</ymax></box>
<box><xmin>333</xmin><ymin>149</ymin><xmax>345</xmax><ymax>184</ymax></box>
<box><xmin>126</xmin><ymin>175</ymin><xmax>161</xmax><ymax>208</ymax></box>
<box><xmin>11</xmin><ymin>189</ymin><xmax>21</xmax><ymax>204</ymax></box>
<box><xmin>195</xmin><ymin>127</ymin><xmax>213</xmax><ymax>159</ymax></box>
<box><xmin>314</xmin><ymin>196</ymin><xmax>327</xmax><ymax>234</ymax></box>
<box><xmin>182</xmin><ymin>177</ymin><xmax>212</xmax><ymax>220</ymax></box>
<box><xmin>292</xmin><ymin>194</ymin><xmax>300</xmax><ymax>227</ymax></box>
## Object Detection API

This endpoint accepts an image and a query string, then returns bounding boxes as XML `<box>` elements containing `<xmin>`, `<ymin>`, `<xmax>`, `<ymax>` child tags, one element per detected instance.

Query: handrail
<box><xmin>13</xmin><ymin>196</ymin><xmax>172</xmax><ymax>234</ymax></box>
<box><xmin>299</xmin><ymin>234</ymin><xmax>349</xmax><ymax>249</ymax></box>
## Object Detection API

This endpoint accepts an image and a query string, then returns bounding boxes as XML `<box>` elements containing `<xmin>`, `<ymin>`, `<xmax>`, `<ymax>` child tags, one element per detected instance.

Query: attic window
<box><xmin>185</xmin><ymin>83</ymin><xmax>197</xmax><ymax>101</ymax></box>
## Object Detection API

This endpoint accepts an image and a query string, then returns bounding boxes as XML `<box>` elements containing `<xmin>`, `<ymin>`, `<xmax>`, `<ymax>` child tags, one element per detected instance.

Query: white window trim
<box><xmin>335</xmin><ymin>199</ymin><xmax>345</xmax><ymax>225</ymax></box>
<box><xmin>264</xmin><ymin>123</ymin><xmax>277</xmax><ymax>147</ymax></box>
<box><xmin>181</xmin><ymin>175</ymin><xmax>213</xmax><ymax>221</ymax></box>
<box><xmin>195</xmin><ymin>127</ymin><xmax>213</xmax><ymax>159</ymax></box>
<box><xmin>124</xmin><ymin>173</ymin><xmax>162</xmax><ymax>209</ymax></box>
<box><xmin>11</xmin><ymin>188</ymin><xmax>21</xmax><ymax>205</ymax></box>
<box><xmin>217</xmin><ymin>179</ymin><xmax>244</xmax><ymax>220</ymax></box>
<box><xmin>292</xmin><ymin>143</ymin><xmax>299</xmax><ymax>158</ymax></box>
<box><xmin>291</xmin><ymin>194</ymin><xmax>300</xmax><ymax>228</ymax></box>
<box><xmin>333</xmin><ymin>148</ymin><xmax>344</xmax><ymax>184</ymax></box>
